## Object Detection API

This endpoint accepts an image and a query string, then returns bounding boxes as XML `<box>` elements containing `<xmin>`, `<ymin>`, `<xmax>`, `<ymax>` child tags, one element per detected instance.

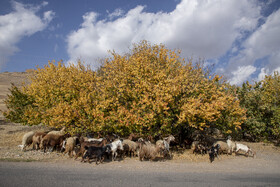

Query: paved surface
<box><xmin>1</xmin><ymin>161</ymin><xmax>280</xmax><ymax>187</ymax></box>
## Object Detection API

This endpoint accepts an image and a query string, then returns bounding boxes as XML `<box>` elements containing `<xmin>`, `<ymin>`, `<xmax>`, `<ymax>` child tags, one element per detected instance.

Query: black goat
<box><xmin>208</xmin><ymin>144</ymin><xmax>220</xmax><ymax>163</ymax></box>
<box><xmin>82</xmin><ymin>145</ymin><xmax>111</xmax><ymax>164</ymax></box>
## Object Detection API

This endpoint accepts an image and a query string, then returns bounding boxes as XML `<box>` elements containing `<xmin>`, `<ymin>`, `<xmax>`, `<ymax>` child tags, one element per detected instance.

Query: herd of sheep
<box><xmin>18</xmin><ymin>127</ymin><xmax>256</xmax><ymax>164</ymax></box>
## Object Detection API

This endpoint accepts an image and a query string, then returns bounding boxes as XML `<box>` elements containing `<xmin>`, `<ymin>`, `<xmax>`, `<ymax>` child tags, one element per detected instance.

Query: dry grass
<box><xmin>0</xmin><ymin>120</ymin><xmax>280</xmax><ymax>162</ymax></box>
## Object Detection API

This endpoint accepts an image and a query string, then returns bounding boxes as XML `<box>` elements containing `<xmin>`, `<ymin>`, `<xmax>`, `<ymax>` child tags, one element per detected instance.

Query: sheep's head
<box><xmin>168</xmin><ymin>135</ymin><xmax>175</xmax><ymax>142</ymax></box>
<box><xmin>117</xmin><ymin>140</ymin><xmax>124</xmax><ymax>151</ymax></box>
<box><xmin>105</xmin><ymin>145</ymin><xmax>111</xmax><ymax>153</ymax></box>
<box><xmin>158</xmin><ymin>142</ymin><xmax>165</xmax><ymax>151</ymax></box>
<box><xmin>61</xmin><ymin>127</ymin><xmax>66</xmax><ymax>131</ymax></box>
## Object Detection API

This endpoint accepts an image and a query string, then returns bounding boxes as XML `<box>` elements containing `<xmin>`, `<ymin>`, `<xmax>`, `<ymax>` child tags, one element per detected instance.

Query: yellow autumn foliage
<box><xmin>23</xmin><ymin>61</ymin><xmax>98</xmax><ymax>135</ymax></box>
<box><xmin>4</xmin><ymin>41</ymin><xmax>246</xmax><ymax>136</ymax></box>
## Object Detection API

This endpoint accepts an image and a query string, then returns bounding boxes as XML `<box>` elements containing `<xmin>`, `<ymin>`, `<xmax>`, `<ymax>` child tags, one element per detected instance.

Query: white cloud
<box><xmin>67</xmin><ymin>0</ymin><xmax>262</xmax><ymax>69</ymax></box>
<box><xmin>44</xmin><ymin>10</ymin><xmax>55</xmax><ymax>23</ymax></box>
<box><xmin>0</xmin><ymin>1</ymin><xmax>54</xmax><ymax>70</ymax></box>
<box><xmin>226</xmin><ymin>8</ymin><xmax>280</xmax><ymax>84</ymax></box>
<box><xmin>230</xmin><ymin>65</ymin><xmax>256</xmax><ymax>85</ymax></box>
<box><xmin>107</xmin><ymin>8</ymin><xmax>124</xmax><ymax>20</ymax></box>
<box><xmin>42</xmin><ymin>1</ymin><xmax>49</xmax><ymax>7</ymax></box>
<box><xmin>257</xmin><ymin>68</ymin><xmax>268</xmax><ymax>82</ymax></box>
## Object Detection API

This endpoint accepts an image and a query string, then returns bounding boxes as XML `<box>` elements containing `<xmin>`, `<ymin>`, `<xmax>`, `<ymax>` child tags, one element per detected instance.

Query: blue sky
<box><xmin>0</xmin><ymin>0</ymin><xmax>279</xmax><ymax>85</ymax></box>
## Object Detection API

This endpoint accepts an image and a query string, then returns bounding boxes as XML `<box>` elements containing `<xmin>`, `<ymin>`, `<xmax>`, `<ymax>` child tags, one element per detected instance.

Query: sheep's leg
<box><xmin>32</xmin><ymin>143</ymin><xmax>36</xmax><ymax>150</ymax></box>
<box><xmin>96</xmin><ymin>155</ymin><xmax>102</xmax><ymax>165</ymax></box>
<box><xmin>69</xmin><ymin>151</ymin><xmax>73</xmax><ymax>158</ymax></box>
<box><xmin>75</xmin><ymin>150</ymin><xmax>81</xmax><ymax>160</ymax></box>
<box><xmin>87</xmin><ymin>156</ymin><xmax>91</xmax><ymax>163</ymax></box>
<box><xmin>235</xmin><ymin>149</ymin><xmax>240</xmax><ymax>155</ymax></box>
<box><xmin>139</xmin><ymin>153</ymin><xmax>143</xmax><ymax>161</ymax></box>
<box><xmin>81</xmin><ymin>155</ymin><xmax>85</xmax><ymax>162</ymax></box>
<box><xmin>114</xmin><ymin>152</ymin><xmax>118</xmax><ymax>161</ymax></box>
<box><xmin>111</xmin><ymin>152</ymin><xmax>115</xmax><ymax>161</ymax></box>
<box><xmin>216</xmin><ymin>152</ymin><xmax>220</xmax><ymax>159</ymax></box>
<box><xmin>100</xmin><ymin>155</ymin><xmax>105</xmax><ymax>163</ymax></box>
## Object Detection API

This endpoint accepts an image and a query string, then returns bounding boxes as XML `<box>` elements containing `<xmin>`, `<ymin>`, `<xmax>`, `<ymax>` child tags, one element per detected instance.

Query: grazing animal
<box><xmin>106</xmin><ymin>133</ymin><xmax>118</xmax><ymax>142</ymax></box>
<box><xmin>47</xmin><ymin>127</ymin><xmax>65</xmax><ymax>136</ymax></box>
<box><xmin>62</xmin><ymin>136</ymin><xmax>79</xmax><ymax>158</ymax></box>
<box><xmin>108</xmin><ymin>139</ymin><xmax>124</xmax><ymax>161</ymax></box>
<box><xmin>128</xmin><ymin>133</ymin><xmax>141</xmax><ymax>142</ymax></box>
<box><xmin>156</xmin><ymin>135</ymin><xmax>175</xmax><ymax>159</ymax></box>
<box><xmin>213</xmin><ymin>141</ymin><xmax>230</xmax><ymax>155</ymax></box>
<box><xmin>226</xmin><ymin>136</ymin><xmax>236</xmax><ymax>155</ymax></box>
<box><xmin>193</xmin><ymin>143</ymin><xmax>208</xmax><ymax>155</ymax></box>
<box><xmin>191</xmin><ymin>141</ymin><xmax>205</xmax><ymax>154</ymax></box>
<box><xmin>209</xmin><ymin>144</ymin><xmax>220</xmax><ymax>163</ymax></box>
<box><xmin>40</xmin><ymin>134</ymin><xmax>65</xmax><ymax>152</ymax></box>
<box><xmin>32</xmin><ymin>132</ymin><xmax>47</xmax><ymax>150</ymax></box>
<box><xmin>122</xmin><ymin>139</ymin><xmax>140</xmax><ymax>157</ymax></box>
<box><xmin>82</xmin><ymin>145</ymin><xmax>111</xmax><ymax>164</ymax></box>
<box><xmin>87</xmin><ymin>138</ymin><xmax>103</xmax><ymax>142</ymax></box>
<box><xmin>19</xmin><ymin>131</ymin><xmax>35</xmax><ymax>151</ymax></box>
<box><xmin>139</xmin><ymin>140</ymin><xmax>165</xmax><ymax>161</ymax></box>
<box><xmin>75</xmin><ymin>138</ymin><xmax>109</xmax><ymax>161</ymax></box>
<box><xmin>234</xmin><ymin>143</ymin><xmax>256</xmax><ymax>158</ymax></box>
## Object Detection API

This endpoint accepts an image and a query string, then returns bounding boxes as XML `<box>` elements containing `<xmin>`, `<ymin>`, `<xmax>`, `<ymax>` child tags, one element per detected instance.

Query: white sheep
<box><xmin>63</xmin><ymin>136</ymin><xmax>79</xmax><ymax>158</ymax></box>
<box><xmin>18</xmin><ymin>131</ymin><xmax>35</xmax><ymax>151</ymax></box>
<box><xmin>87</xmin><ymin>138</ymin><xmax>103</xmax><ymax>142</ymax></box>
<box><xmin>235</xmin><ymin>143</ymin><xmax>256</xmax><ymax>158</ymax></box>
<box><xmin>226</xmin><ymin>136</ymin><xmax>236</xmax><ymax>155</ymax></box>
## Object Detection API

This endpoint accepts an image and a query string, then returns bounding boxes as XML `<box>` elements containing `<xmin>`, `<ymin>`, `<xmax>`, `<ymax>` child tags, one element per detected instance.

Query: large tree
<box><xmin>4</xmin><ymin>41</ymin><xmax>246</xmax><ymax>137</ymax></box>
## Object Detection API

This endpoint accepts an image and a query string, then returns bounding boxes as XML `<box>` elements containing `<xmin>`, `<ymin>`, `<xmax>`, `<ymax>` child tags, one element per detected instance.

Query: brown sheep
<box><xmin>122</xmin><ymin>139</ymin><xmax>140</xmax><ymax>157</ymax></box>
<box><xmin>128</xmin><ymin>133</ymin><xmax>141</xmax><ymax>142</ymax></box>
<box><xmin>213</xmin><ymin>141</ymin><xmax>230</xmax><ymax>155</ymax></box>
<box><xmin>32</xmin><ymin>132</ymin><xmax>47</xmax><ymax>150</ymax></box>
<box><xmin>40</xmin><ymin>134</ymin><xmax>66</xmax><ymax>153</ymax></box>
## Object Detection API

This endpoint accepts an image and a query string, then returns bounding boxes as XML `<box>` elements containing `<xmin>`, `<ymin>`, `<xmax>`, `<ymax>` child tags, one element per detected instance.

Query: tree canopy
<box><xmin>3</xmin><ymin>41</ymin><xmax>249</xmax><ymax>138</ymax></box>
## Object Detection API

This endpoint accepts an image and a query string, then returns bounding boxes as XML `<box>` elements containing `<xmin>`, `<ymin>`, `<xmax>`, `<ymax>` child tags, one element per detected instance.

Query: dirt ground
<box><xmin>0</xmin><ymin>72</ymin><xmax>280</xmax><ymax>170</ymax></box>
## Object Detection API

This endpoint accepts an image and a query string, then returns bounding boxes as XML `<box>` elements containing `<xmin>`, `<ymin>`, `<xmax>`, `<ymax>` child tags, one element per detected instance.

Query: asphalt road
<box><xmin>1</xmin><ymin>161</ymin><xmax>280</xmax><ymax>187</ymax></box>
